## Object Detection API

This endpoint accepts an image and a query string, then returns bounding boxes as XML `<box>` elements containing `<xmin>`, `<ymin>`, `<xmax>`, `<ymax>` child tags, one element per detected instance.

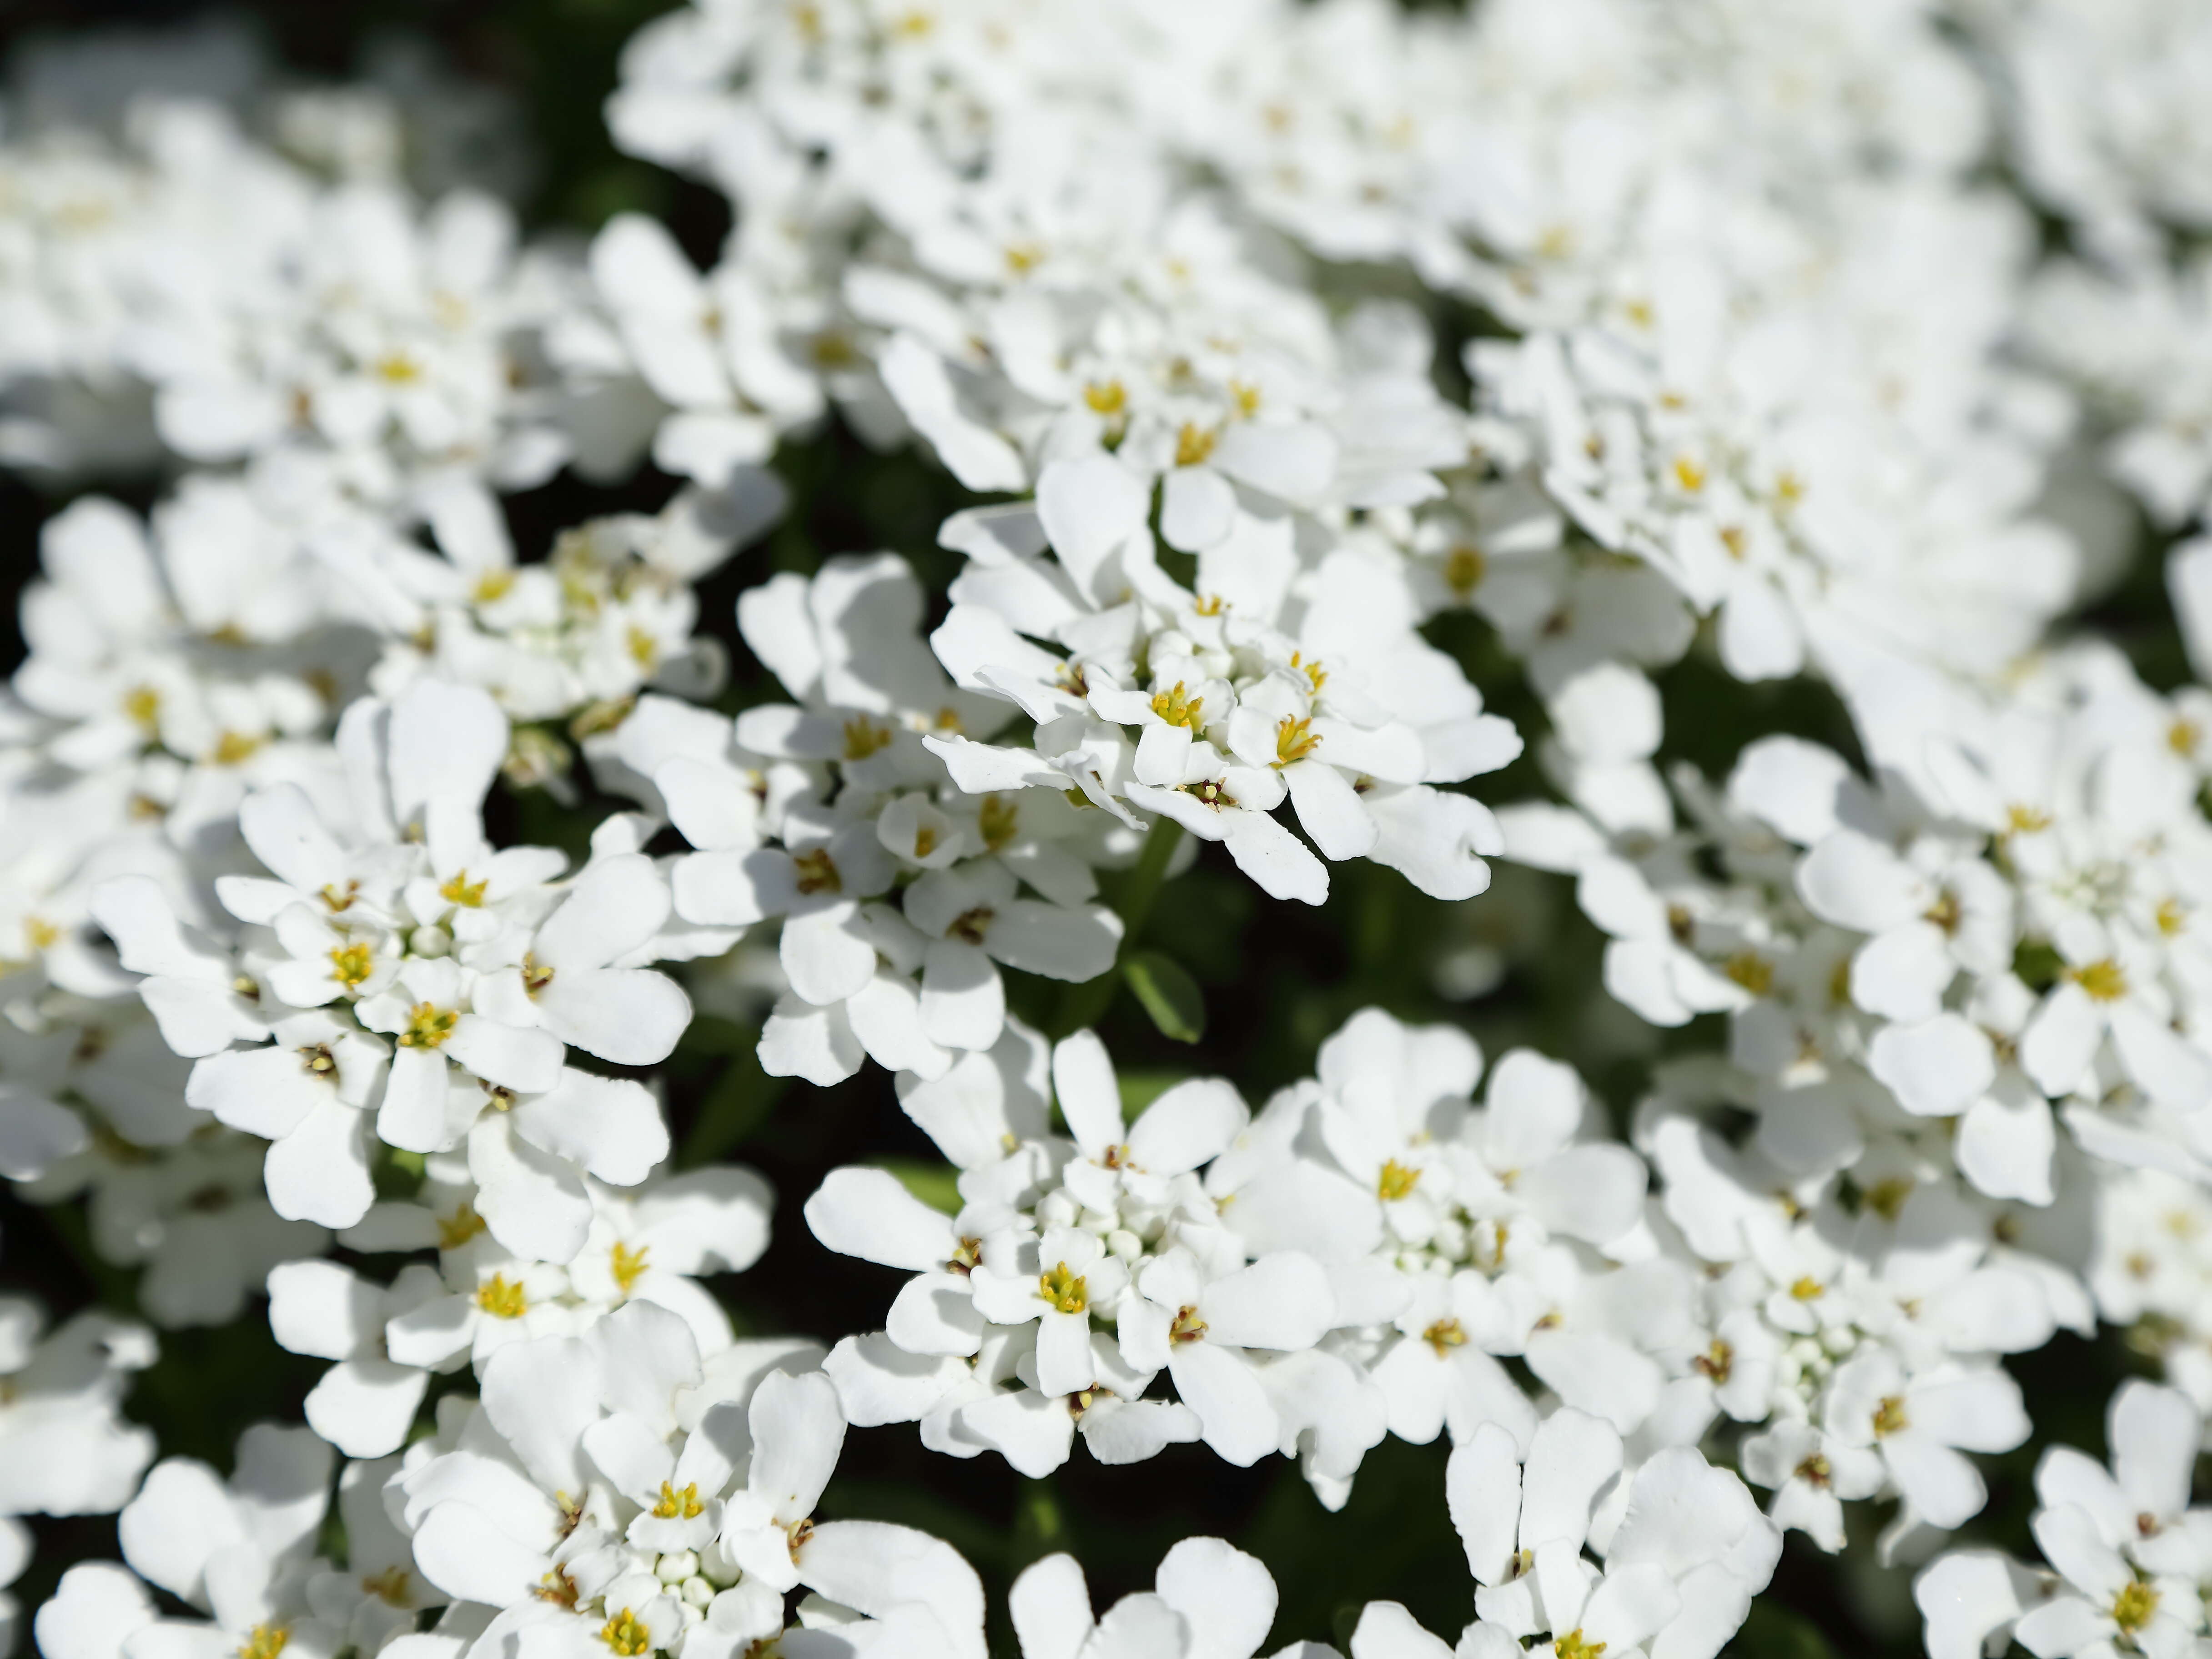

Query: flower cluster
<box><xmin>5</xmin><ymin>1</ymin><xmax>2212</xmax><ymax>1658</ymax></box>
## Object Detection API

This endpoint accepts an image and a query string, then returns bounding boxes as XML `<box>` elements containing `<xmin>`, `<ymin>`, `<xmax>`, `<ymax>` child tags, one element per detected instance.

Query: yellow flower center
<box><xmin>236</xmin><ymin>1624</ymin><xmax>290</xmax><ymax>1659</ymax></box>
<box><xmin>1083</xmin><ymin>379</ymin><xmax>1126</xmax><ymax>416</ymax></box>
<box><xmin>1724</xmin><ymin>951</ymin><xmax>1774</xmax><ymax>996</ymax></box>
<box><xmin>2112</xmin><ymin>1579</ymin><xmax>2161</xmax><ymax>1633</ymax></box>
<box><xmin>329</xmin><ymin>943</ymin><xmax>376</xmax><ymax>989</ymax></box>
<box><xmin>792</xmin><ymin>848</ymin><xmax>842</xmax><ymax>895</ymax></box>
<box><xmin>1423</xmin><ymin>1318</ymin><xmax>1467</xmax><ymax>1355</ymax></box>
<box><xmin>1150</xmin><ymin>682</ymin><xmax>1206</xmax><ymax>730</ymax></box>
<box><xmin>2072</xmin><ymin>958</ymin><xmax>2129</xmax><ymax>1002</ymax></box>
<box><xmin>1554</xmin><ymin>1629</ymin><xmax>1606</xmax><ymax>1659</ymax></box>
<box><xmin>1289</xmin><ymin>651</ymin><xmax>1327</xmax><ymax>692</ymax></box>
<box><xmin>438</xmin><ymin>1202</ymin><xmax>488</xmax><ymax>1249</ymax></box>
<box><xmin>473</xmin><ymin>569</ymin><xmax>515</xmax><ymax>604</ymax></box>
<box><xmin>1175</xmin><ymin>423</ymin><xmax>1218</xmax><ymax>468</ymax></box>
<box><xmin>1671</xmin><ymin>456</ymin><xmax>1706</xmax><ymax>493</ymax></box>
<box><xmin>842</xmin><ymin>717</ymin><xmax>895</xmax><ymax>760</ymax></box>
<box><xmin>1445</xmin><ymin>544</ymin><xmax>1485</xmax><ymax>594</ymax></box>
<box><xmin>440</xmin><ymin>870</ymin><xmax>489</xmax><ymax>908</ymax></box>
<box><xmin>475</xmin><ymin>1274</ymin><xmax>528</xmax><ymax>1319</ymax></box>
<box><xmin>652</xmin><ymin>1480</ymin><xmax>703</xmax><ymax>1519</ymax></box>
<box><xmin>1377</xmin><ymin>1160</ymin><xmax>1421</xmax><ymax>1201</ymax></box>
<box><xmin>1693</xmin><ymin>1337</ymin><xmax>1733</xmax><ymax>1382</ymax></box>
<box><xmin>399</xmin><ymin>1002</ymin><xmax>460</xmax><ymax>1048</ymax></box>
<box><xmin>123</xmin><ymin>685</ymin><xmax>161</xmax><ymax>730</ymax></box>
<box><xmin>1789</xmin><ymin>1276</ymin><xmax>1824</xmax><ymax>1301</ymax></box>
<box><xmin>611</xmin><ymin>1241</ymin><xmax>651</xmax><ymax>1293</ymax></box>
<box><xmin>1170</xmin><ymin>1304</ymin><xmax>1208</xmax><ymax>1343</ymax></box>
<box><xmin>1872</xmin><ymin>1394</ymin><xmax>1910</xmax><ymax>1437</ymax></box>
<box><xmin>598</xmin><ymin>1609</ymin><xmax>653</xmax><ymax>1657</ymax></box>
<box><xmin>1273</xmin><ymin>715</ymin><xmax>1321</xmax><ymax>767</ymax></box>
<box><xmin>1040</xmin><ymin>1261</ymin><xmax>1089</xmax><ymax>1315</ymax></box>
<box><xmin>979</xmin><ymin>794</ymin><xmax>1019</xmax><ymax>851</ymax></box>
<box><xmin>2158</xmin><ymin>897</ymin><xmax>2188</xmax><ymax>937</ymax></box>
<box><xmin>522</xmin><ymin>955</ymin><xmax>555</xmax><ymax>996</ymax></box>
<box><xmin>1795</xmin><ymin>1453</ymin><xmax>1832</xmax><ymax>1488</ymax></box>
<box><xmin>360</xmin><ymin>1566</ymin><xmax>412</xmax><ymax>1606</ymax></box>
<box><xmin>2004</xmin><ymin>803</ymin><xmax>2051</xmax><ymax>834</ymax></box>
<box><xmin>211</xmin><ymin>730</ymin><xmax>264</xmax><ymax>765</ymax></box>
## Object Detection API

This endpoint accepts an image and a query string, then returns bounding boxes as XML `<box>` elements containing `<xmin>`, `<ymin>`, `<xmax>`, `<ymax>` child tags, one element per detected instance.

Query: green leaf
<box><xmin>1124</xmin><ymin>949</ymin><xmax>1206</xmax><ymax>1043</ymax></box>
<box><xmin>872</xmin><ymin>1157</ymin><xmax>964</xmax><ymax>1214</ymax></box>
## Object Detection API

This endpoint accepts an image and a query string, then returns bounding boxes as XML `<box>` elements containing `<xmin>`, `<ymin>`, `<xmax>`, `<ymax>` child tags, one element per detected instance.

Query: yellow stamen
<box><xmin>475</xmin><ymin>1274</ymin><xmax>528</xmax><ymax>1319</ymax></box>
<box><xmin>399</xmin><ymin>1002</ymin><xmax>460</xmax><ymax>1048</ymax></box>
<box><xmin>1040</xmin><ymin>1261</ymin><xmax>1088</xmax><ymax>1314</ymax></box>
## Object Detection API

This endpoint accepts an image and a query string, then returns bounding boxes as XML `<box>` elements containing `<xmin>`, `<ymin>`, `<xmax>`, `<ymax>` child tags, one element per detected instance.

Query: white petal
<box><xmin>510</xmin><ymin>1070</ymin><xmax>670</xmax><ymax>1186</ymax></box>
<box><xmin>469</xmin><ymin>1117</ymin><xmax>593</xmax><ymax>1265</ymax></box>
<box><xmin>805</xmin><ymin>1167</ymin><xmax>956</xmax><ymax>1270</ymax></box>
<box><xmin>535</xmin><ymin>968</ymin><xmax>692</xmax><ymax>1066</ymax></box>
<box><xmin>1869</xmin><ymin>1016</ymin><xmax>1997</xmax><ymax>1118</ymax></box>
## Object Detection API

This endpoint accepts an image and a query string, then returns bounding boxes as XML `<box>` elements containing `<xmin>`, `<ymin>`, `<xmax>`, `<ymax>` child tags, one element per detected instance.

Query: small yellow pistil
<box><xmin>1273</xmin><ymin>716</ymin><xmax>1320</xmax><ymax>767</ymax></box>
<box><xmin>1423</xmin><ymin>1317</ymin><xmax>1467</xmax><ymax>1355</ymax></box>
<box><xmin>950</xmin><ymin>906</ymin><xmax>995</xmax><ymax>946</ymax></box>
<box><xmin>1150</xmin><ymin>682</ymin><xmax>1206</xmax><ymax>730</ymax></box>
<box><xmin>1671</xmin><ymin>456</ymin><xmax>1706</xmax><ymax>493</ymax></box>
<box><xmin>476</xmin><ymin>1274</ymin><xmax>528</xmax><ymax>1319</ymax></box>
<box><xmin>2112</xmin><ymin>1579</ymin><xmax>2161</xmax><ymax>1634</ymax></box>
<box><xmin>599</xmin><ymin>1608</ymin><xmax>653</xmax><ymax>1657</ymax></box>
<box><xmin>1192</xmin><ymin>593</ymin><xmax>1226</xmax><ymax>617</ymax></box>
<box><xmin>400</xmin><ymin>1002</ymin><xmax>460</xmax><ymax>1048</ymax></box>
<box><xmin>1170</xmin><ymin>1304</ymin><xmax>1208</xmax><ymax>1343</ymax></box>
<box><xmin>2170</xmin><ymin>718</ymin><xmax>2201</xmax><ymax>757</ymax></box>
<box><xmin>1040</xmin><ymin>1261</ymin><xmax>1089</xmax><ymax>1314</ymax></box>
<box><xmin>1719</xmin><ymin>525</ymin><xmax>1748</xmax><ymax>561</ymax></box>
<box><xmin>321</xmin><ymin>880</ymin><xmax>360</xmax><ymax>912</ymax></box>
<box><xmin>1723</xmin><ymin>951</ymin><xmax>1774</xmax><ymax>996</ymax></box>
<box><xmin>1445</xmin><ymin>544</ymin><xmax>1485</xmax><ymax>595</ymax></box>
<box><xmin>123</xmin><ymin>685</ymin><xmax>161</xmax><ymax>730</ymax></box>
<box><xmin>1795</xmin><ymin>1453</ymin><xmax>1832</xmax><ymax>1488</ymax></box>
<box><xmin>211</xmin><ymin>730</ymin><xmax>264</xmax><ymax>765</ymax></box>
<box><xmin>1692</xmin><ymin>1337</ymin><xmax>1733</xmax><ymax>1383</ymax></box>
<box><xmin>653</xmin><ymin>1480</ymin><xmax>704</xmax><ymax>1519</ymax></box>
<box><xmin>1228</xmin><ymin>380</ymin><xmax>1261</xmax><ymax>418</ymax></box>
<box><xmin>2158</xmin><ymin>897</ymin><xmax>2188</xmax><ymax>937</ymax></box>
<box><xmin>1864</xmin><ymin>1176</ymin><xmax>1914</xmax><ymax>1220</ymax></box>
<box><xmin>523</xmin><ymin>955</ymin><xmax>555</xmax><ymax>996</ymax></box>
<box><xmin>786</xmin><ymin>1516</ymin><xmax>815</xmax><ymax>1558</ymax></box>
<box><xmin>1289</xmin><ymin>651</ymin><xmax>1327</xmax><ymax>692</ymax></box>
<box><xmin>236</xmin><ymin>1624</ymin><xmax>290</xmax><ymax>1659</ymax></box>
<box><xmin>1923</xmin><ymin>891</ymin><xmax>1961</xmax><ymax>933</ymax></box>
<box><xmin>1175</xmin><ymin>422</ymin><xmax>1217</xmax><ymax>468</ymax></box>
<box><xmin>473</xmin><ymin>569</ymin><xmax>515</xmax><ymax>604</ymax></box>
<box><xmin>979</xmin><ymin>794</ymin><xmax>1019</xmax><ymax>851</ymax></box>
<box><xmin>438</xmin><ymin>1202</ymin><xmax>487</xmax><ymax>1249</ymax></box>
<box><xmin>1377</xmin><ymin>1160</ymin><xmax>1422</xmax><ymax>1201</ymax></box>
<box><xmin>441</xmin><ymin>870</ymin><xmax>489</xmax><ymax>908</ymax></box>
<box><xmin>24</xmin><ymin>917</ymin><xmax>58</xmax><ymax>951</ymax></box>
<box><xmin>2072</xmin><ymin>959</ymin><xmax>2129</xmax><ymax>1003</ymax></box>
<box><xmin>1084</xmin><ymin>380</ymin><xmax>1126</xmax><ymax>417</ymax></box>
<box><xmin>2005</xmin><ymin>803</ymin><xmax>2051</xmax><ymax>834</ymax></box>
<box><xmin>792</xmin><ymin>848</ymin><xmax>841</xmax><ymax>895</ymax></box>
<box><xmin>1872</xmin><ymin>1394</ymin><xmax>1910</xmax><ymax>1438</ymax></box>
<box><xmin>374</xmin><ymin>352</ymin><xmax>423</xmax><ymax>385</ymax></box>
<box><xmin>842</xmin><ymin>717</ymin><xmax>894</xmax><ymax>760</ymax></box>
<box><xmin>611</xmin><ymin>1241</ymin><xmax>651</xmax><ymax>1293</ymax></box>
<box><xmin>1004</xmin><ymin>241</ymin><xmax>1045</xmax><ymax>275</ymax></box>
<box><xmin>1789</xmin><ymin>1276</ymin><xmax>1824</xmax><ymax>1301</ymax></box>
<box><xmin>300</xmin><ymin>1043</ymin><xmax>337</xmax><ymax>1079</ymax></box>
<box><xmin>1553</xmin><ymin>1629</ymin><xmax>1606</xmax><ymax>1659</ymax></box>
<box><xmin>329</xmin><ymin>943</ymin><xmax>376</xmax><ymax>990</ymax></box>
<box><xmin>360</xmin><ymin>1566</ymin><xmax>412</xmax><ymax>1606</ymax></box>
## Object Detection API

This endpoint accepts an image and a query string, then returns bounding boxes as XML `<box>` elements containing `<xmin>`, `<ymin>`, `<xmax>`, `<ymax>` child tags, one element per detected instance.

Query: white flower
<box><xmin>1009</xmin><ymin>1538</ymin><xmax>1286</xmax><ymax>1659</ymax></box>
<box><xmin>1822</xmin><ymin>1351</ymin><xmax>2029</xmax><ymax>1532</ymax></box>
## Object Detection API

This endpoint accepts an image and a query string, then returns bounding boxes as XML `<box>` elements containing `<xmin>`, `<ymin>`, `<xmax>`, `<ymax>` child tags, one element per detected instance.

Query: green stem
<box><xmin>1051</xmin><ymin>816</ymin><xmax>1184</xmax><ymax>1037</ymax></box>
